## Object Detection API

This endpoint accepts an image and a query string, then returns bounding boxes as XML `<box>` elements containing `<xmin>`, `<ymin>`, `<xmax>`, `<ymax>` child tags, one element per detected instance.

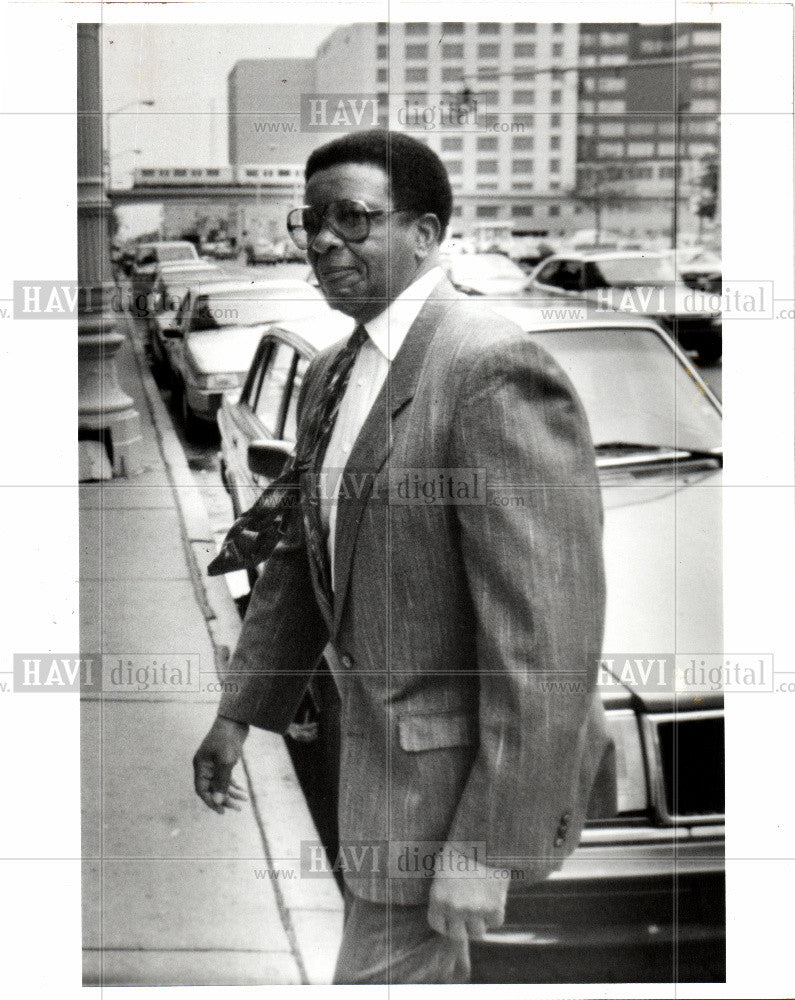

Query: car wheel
<box><xmin>695</xmin><ymin>337</ymin><xmax>722</xmax><ymax>366</ymax></box>
<box><xmin>177</xmin><ymin>383</ymin><xmax>202</xmax><ymax>442</ymax></box>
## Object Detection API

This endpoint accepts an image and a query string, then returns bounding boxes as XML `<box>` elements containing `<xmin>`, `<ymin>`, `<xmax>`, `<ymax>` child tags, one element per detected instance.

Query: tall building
<box><xmin>228</xmin><ymin>57</ymin><xmax>319</xmax><ymax>167</ymax></box>
<box><xmin>576</xmin><ymin>22</ymin><xmax>720</xmax><ymax>241</ymax></box>
<box><xmin>315</xmin><ymin>21</ymin><xmax>582</xmax><ymax>237</ymax></box>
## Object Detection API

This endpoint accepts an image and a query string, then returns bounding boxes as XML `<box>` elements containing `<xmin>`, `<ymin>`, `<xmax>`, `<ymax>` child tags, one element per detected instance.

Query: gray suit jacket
<box><xmin>218</xmin><ymin>277</ymin><xmax>608</xmax><ymax>904</ymax></box>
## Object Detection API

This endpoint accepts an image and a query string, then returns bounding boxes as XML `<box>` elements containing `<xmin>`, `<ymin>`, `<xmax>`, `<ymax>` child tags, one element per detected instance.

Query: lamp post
<box><xmin>77</xmin><ymin>24</ymin><xmax>142</xmax><ymax>478</ymax></box>
<box><xmin>105</xmin><ymin>99</ymin><xmax>153</xmax><ymax>188</ymax></box>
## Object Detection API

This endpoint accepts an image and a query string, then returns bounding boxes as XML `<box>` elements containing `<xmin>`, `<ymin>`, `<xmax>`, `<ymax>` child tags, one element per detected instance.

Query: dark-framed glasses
<box><xmin>286</xmin><ymin>199</ymin><xmax>409</xmax><ymax>250</ymax></box>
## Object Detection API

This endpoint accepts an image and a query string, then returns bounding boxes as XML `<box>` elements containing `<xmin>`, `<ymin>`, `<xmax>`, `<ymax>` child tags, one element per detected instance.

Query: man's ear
<box><xmin>413</xmin><ymin>213</ymin><xmax>442</xmax><ymax>259</ymax></box>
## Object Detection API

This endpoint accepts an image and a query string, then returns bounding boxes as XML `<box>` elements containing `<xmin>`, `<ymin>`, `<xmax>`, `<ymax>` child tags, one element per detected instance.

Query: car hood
<box><xmin>599</xmin><ymin>464</ymin><xmax>723</xmax><ymax>711</ymax></box>
<box><xmin>185</xmin><ymin>325</ymin><xmax>270</xmax><ymax>374</ymax></box>
<box><xmin>586</xmin><ymin>283</ymin><xmax>719</xmax><ymax>319</ymax></box>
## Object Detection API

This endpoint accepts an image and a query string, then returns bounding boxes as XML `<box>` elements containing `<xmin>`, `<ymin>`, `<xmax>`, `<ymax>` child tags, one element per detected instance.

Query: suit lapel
<box><xmin>331</xmin><ymin>276</ymin><xmax>458</xmax><ymax>635</ymax></box>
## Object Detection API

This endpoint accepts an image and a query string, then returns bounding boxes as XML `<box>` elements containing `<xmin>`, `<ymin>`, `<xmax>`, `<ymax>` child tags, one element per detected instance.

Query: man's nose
<box><xmin>308</xmin><ymin>219</ymin><xmax>343</xmax><ymax>254</ymax></box>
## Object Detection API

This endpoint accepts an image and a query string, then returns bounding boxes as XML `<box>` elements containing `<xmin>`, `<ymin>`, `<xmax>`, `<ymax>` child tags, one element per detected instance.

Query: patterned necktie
<box><xmin>207</xmin><ymin>323</ymin><xmax>369</xmax><ymax>577</ymax></box>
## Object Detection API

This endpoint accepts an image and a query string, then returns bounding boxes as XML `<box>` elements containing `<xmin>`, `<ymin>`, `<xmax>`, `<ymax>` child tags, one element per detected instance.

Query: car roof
<box><xmin>262</xmin><ymin>309</ymin><xmax>357</xmax><ymax>354</ymax></box>
<box><xmin>491</xmin><ymin>301</ymin><xmax>670</xmax><ymax>333</ymax></box>
<box><xmin>189</xmin><ymin>279</ymin><xmax>321</xmax><ymax>297</ymax></box>
<box><xmin>546</xmin><ymin>249</ymin><xmax>670</xmax><ymax>263</ymax></box>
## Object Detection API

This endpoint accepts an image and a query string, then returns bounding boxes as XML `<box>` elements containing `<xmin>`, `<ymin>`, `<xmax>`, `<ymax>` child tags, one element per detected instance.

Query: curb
<box><xmin>124</xmin><ymin>314</ymin><xmax>343</xmax><ymax>984</ymax></box>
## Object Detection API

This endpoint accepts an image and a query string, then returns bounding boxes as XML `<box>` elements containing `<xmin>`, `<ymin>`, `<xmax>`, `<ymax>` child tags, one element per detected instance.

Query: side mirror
<box><xmin>247</xmin><ymin>439</ymin><xmax>294</xmax><ymax>480</ymax></box>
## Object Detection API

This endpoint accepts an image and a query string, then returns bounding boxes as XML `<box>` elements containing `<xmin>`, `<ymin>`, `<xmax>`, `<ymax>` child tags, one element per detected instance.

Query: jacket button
<box><xmin>340</xmin><ymin>653</ymin><xmax>353</xmax><ymax>670</ymax></box>
<box><xmin>554</xmin><ymin>833</ymin><xmax>566</xmax><ymax>848</ymax></box>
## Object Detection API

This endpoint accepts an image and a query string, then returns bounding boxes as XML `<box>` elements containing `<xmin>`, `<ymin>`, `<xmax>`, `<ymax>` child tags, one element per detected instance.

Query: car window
<box><xmin>282</xmin><ymin>355</ymin><xmax>310</xmax><ymax>444</ymax></box>
<box><xmin>253</xmin><ymin>341</ymin><xmax>297</xmax><ymax>437</ymax></box>
<box><xmin>536</xmin><ymin>261</ymin><xmax>564</xmax><ymax>287</ymax></box>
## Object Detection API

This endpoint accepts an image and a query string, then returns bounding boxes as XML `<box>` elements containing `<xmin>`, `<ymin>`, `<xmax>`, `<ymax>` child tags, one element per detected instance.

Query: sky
<box><xmin>102</xmin><ymin>23</ymin><xmax>336</xmax><ymax>171</ymax></box>
<box><xmin>102</xmin><ymin>23</ymin><xmax>336</xmax><ymax>235</ymax></box>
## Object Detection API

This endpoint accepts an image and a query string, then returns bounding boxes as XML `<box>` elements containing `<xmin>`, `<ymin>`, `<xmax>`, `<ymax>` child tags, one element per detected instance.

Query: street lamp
<box><xmin>105</xmin><ymin>99</ymin><xmax>154</xmax><ymax>188</ymax></box>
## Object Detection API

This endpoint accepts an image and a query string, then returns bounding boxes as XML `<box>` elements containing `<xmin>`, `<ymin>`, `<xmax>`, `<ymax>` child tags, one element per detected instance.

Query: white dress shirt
<box><xmin>320</xmin><ymin>265</ymin><xmax>443</xmax><ymax>586</ymax></box>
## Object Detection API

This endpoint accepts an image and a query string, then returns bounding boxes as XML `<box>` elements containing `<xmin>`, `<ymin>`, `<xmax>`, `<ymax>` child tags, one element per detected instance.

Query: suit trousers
<box><xmin>332</xmin><ymin>887</ymin><xmax>471</xmax><ymax>985</ymax></box>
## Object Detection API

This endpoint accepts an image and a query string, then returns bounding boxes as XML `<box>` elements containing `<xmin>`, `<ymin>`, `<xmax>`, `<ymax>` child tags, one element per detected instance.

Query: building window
<box><xmin>479</xmin><ymin>22</ymin><xmax>500</xmax><ymax>34</ymax></box>
<box><xmin>597</xmin><ymin>99</ymin><xmax>625</xmax><ymax>113</ymax></box>
<box><xmin>550</xmin><ymin>135</ymin><xmax>561</xmax><ymax>149</ymax></box>
<box><xmin>692</xmin><ymin>29</ymin><xmax>721</xmax><ymax>46</ymax></box>
<box><xmin>445</xmin><ymin>160</ymin><xmax>463</xmax><ymax>174</ymax></box>
<box><xmin>549</xmin><ymin>181</ymin><xmax>560</xmax><ymax>190</ymax></box>
<box><xmin>441</xmin><ymin>136</ymin><xmax>463</xmax><ymax>151</ymax></box>
<box><xmin>477</xmin><ymin>136</ymin><xmax>499</xmax><ymax>151</ymax></box>
<box><xmin>514</xmin><ymin>43</ymin><xmax>536</xmax><ymax>58</ymax></box>
<box><xmin>513</xmin><ymin>135</ymin><xmax>534</xmax><ymax>150</ymax></box>
<box><xmin>627</xmin><ymin>121</ymin><xmax>655</xmax><ymax>137</ymax></box>
<box><xmin>405</xmin><ymin>22</ymin><xmax>428</xmax><ymax>35</ymax></box>
<box><xmin>405</xmin><ymin>67</ymin><xmax>428</xmax><ymax>83</ymax></box>
<box><xmin>174</xmin><ymin>168</ymin><xmax>187</xmax><ymax>177</ymax></box>
<box><xmin>442</xmin><ymin>66</ymin><xmax>462</xmax><ymax>82</ymax></box>
<box><xmin>377</xmin><ymin>22</ymin><xmax>388</xmax><ymax>36</ymax></box>
<box><xmin>578</xmin><ymin>122</ymin><xmax>595</xmax><ymax>137</ymax></box>
<box><xmin>513</xmin><ymin>89</ymin><xmax>535</xmax><ymax>105</ymax></box>
<box><xmin>552</xmin><ymin>22</ymin><xmax>564</xmax><ymax>34</ymax></box>
<box><xmin>599</xmin><ymin>30</ymin><xmax>629</xmax><ymax>46</ymax></box>
<box><xmin>551</xmin><ymin>90</ymin><xmax>562</xmax><ymax>105</ymax></box>
<box><xmin>689</xmin><ymin>98</ymin><xmax>720</xmax><ymax>113</ymax></box>
<box><xmin>580</xmin><ymin>100</ymin><xmax>596</xmax><ymax>114</ymax></box>
<box><xmin>659</xmin><ymin>165</ymin><xmax>676</xmax><ymax>179</ymax></box>
<box><xmin>478</xmin><ymin>89</ymin><xmax>499</xmax><ymax>106</ymax></box>
<box><xmin>552</xmin><ymin>43</ymin><xmax>563</xmax><ymax>57</ymax></box>
<box><xmin>377</xmin><ymin>44</ymin><xmax>388</xmax><ymax>59</ymax></box>
<box><xmin>626</xmin><ymin>141</ymin><xmax>654</xmax><ymax>157</ymax></box>
<box><xmin>598</xmin><ymin>121</ymin><xmax>625</xmax><ymax>137</ymax></box>
<box><xmin>477</xmin><ymin>159</ymin><xmax>498</xmax><ymax>174</ymax></box>
<box><xmin>550</xmin><ymin>113</ymin><xmax>561</xmax><ymax>128</ymax></box>
<box><xmin>245</xmin><ymin>169</ymin><xmax>258</xmax><ymax>177</ymax></box>
<box><xmin>512</xmin><ymin>204</ymin><xmax>534</xmax><ymax>216</ymax></box>
<box><xmin>442</xmin><ymin>22</ymin><xmax>464</xmax><ymax>34</ymax></box>
<box><xmin>596</xmin><ymin>141</ymin><xmax>623</xmax><ymax>157</ymax></box>
<box><xmin>657</xmin><ymin>141</ymin><xmax>675</xmax><ymax>157</ymax></box>
<box><xmin>598</xmin><ymin>76</ymin><xmax>626</xmax><ymax>93</ymax></box>
<box><xmin>405</xmin><ymin>91</ymin><xmax>428</xmax><ymax>105</ymax></box>
<box><xmin>405</xmin><ymin>44</ymin><xmax>428</xmax><ymax>60</ymax></box>
<box><xmin>206</xmin><ymin>169</ymin><xmax>219</xmax><ymax>177</ymax></box>
<box><xmin>477</xmin><ymin>182</ymin><xmax>498</xmax><ymax>191</ymax></box>
<box><xmin>377</xmin><ymin>67</ymin><xmax>388</xmax><ymax>83</ymax></box>
<box><xmin>442</xmin><ymin>43</ymin><xmax>464</xmax><ymax>59</ymax></box>
<box><xmin>549</xmin><ymin>158</ymin><xmax>560</xmax><ymax>173</ymax></box>
<box><xmin>451</xmin><ymin>205</ymin><xmax>463</xmax><ymax>216</ymax></box>
<box><xmin>478</xmin><ymin>43</ymin><xmax>500</xmax><ymax>60</ymax></box>
<box><xmin>513</xmin><ymin>113</ymin><xmax>535</xmax><ymax>128</ymax></box>
<box><xmin>479</xmin><ymin>113</ymin><xmax>500</xmax><ymax>130</ymax></box>
<box><xmin>476</xmin><ymin>205</ymin><xmax>500</xmax><ymax>219</ymax></box>
<box><xmin>512</xmin><ymin>158</ymin><xmax>534</xmax><ymax>173</ymax></box>
<box><xmin>515</xmin><ymin>23</ymin><xmax>536</xmax><ymax>34</ymax></box>
<box><xmin>377</xmin><ymin>92</ymin><xmax>389</xmax><ymax>107</ymax></box>
<box><xmin>548</xmin><ymin>205</ymin><xmax>560</xmax><ymax>217</ymax></box>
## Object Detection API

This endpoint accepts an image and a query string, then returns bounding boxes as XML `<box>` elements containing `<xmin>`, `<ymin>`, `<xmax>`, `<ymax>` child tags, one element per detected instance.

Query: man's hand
<box><xmin>193</xmin><ymin>716</ymin><xmax>250</xmax><ymax>814</ymax></box>
<box><xmin>427</xmin><ymin>848</ymin><xmax>511</xmax><ymax>941</ymax></box>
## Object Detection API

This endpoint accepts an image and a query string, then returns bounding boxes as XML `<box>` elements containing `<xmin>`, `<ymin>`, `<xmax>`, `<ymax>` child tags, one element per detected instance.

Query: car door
<box><xmin>230</xmin><ymin>337</ymin><xmax>301</xmax><ymax>512</ymax></box>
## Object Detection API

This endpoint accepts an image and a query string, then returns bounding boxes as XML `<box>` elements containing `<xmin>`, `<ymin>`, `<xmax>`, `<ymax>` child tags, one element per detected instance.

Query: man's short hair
<box><xmin>305</xmin><ymin>129</ymin><xmax>453</xmax><ymax>241</ymax></box>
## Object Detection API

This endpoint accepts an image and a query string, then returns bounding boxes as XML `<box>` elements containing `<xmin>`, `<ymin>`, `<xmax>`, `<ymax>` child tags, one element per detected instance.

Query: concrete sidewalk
<box><xmin>80</xmin><ymin>316</ymin><xmax>342</xmax><ymax>986</ymax></box>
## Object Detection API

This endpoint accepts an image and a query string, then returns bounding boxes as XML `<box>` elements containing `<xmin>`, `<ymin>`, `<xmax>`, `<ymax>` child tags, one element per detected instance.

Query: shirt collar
<box><xmin>363</xmin><ymin>265</ymin><xmax>443</xmax><ymax>362</ymax></box>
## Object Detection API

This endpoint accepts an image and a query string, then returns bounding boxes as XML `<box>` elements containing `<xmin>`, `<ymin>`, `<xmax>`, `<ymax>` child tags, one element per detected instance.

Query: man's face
<box><xmin>304</xmin><ymin>162</ymin><xmax>421</xmax><ymax>323</ymax></box>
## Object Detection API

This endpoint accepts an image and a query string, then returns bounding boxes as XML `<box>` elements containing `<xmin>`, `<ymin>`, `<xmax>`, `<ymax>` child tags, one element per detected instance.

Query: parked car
<box><xmin>244</xmin><ymin>237</ymin><xmax>284</xmax><ymax>265</ymax></box>
<box><xmin>167</xmin><ymin>279</ymin><xmax>326</xmax><ymax>439</ymax></box>
<box><xmin>146</xmin><ymin>262</ymin><xmax>224</xmax><ymax>383</ymax></box>
<box><xmin>527</xmin><ymin>250</ymin><xmax>722</xmax><ymax>364</ymax></box>
<box><xmin>219</xmin><ymin>305</ymin><xmax>724</xmax><ymax>983</ymax></box>
<box><xmin>443</xmin><ymin>252</ymin><xmax>533</xmax><ymax>297</ymax></box>
<box><xmin>675</xmin><ymin>247</ymin><xmax>722</xmax><ymax>295</ymax></box>
<box><xmin>130</xmin><ymin>240</ymin><xmax>199</xmax><ymax>317</ymax></box>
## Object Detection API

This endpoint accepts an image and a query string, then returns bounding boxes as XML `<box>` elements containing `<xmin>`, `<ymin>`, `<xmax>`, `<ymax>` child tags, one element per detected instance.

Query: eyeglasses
<box><xmin>286</xmin><ymin>199</ymin><xmax>411</xmax><ymax>250</ymax></box>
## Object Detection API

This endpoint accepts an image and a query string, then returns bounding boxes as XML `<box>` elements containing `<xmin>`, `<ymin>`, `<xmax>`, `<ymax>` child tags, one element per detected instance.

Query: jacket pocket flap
<box><xmin>397</xmin><ymin>712</ymin><xmax>476</xmax><ymax>752</ymax></box>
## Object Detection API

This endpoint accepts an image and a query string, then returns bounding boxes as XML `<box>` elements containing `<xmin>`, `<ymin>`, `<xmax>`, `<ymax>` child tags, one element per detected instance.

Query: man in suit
<box><xmin>193</xmin><ymin>129</ymin><xmax>608</xmax><ymax>984</ymax></box>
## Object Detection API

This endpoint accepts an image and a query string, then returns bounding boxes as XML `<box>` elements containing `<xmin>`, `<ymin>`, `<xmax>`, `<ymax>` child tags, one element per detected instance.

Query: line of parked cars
<box><xmin>129</xmin><ymin>238</ymin><xmax>725</xmax><ymax>982</ymax></box>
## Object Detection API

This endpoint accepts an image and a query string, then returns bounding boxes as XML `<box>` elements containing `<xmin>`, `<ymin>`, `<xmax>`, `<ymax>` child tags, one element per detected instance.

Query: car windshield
<box><xmin>526</xmin><ymin>325</ymin><xmax>721</xmax><ymax>453</ymax></box>
<box><xmin>453</xmin><ymin>254</ymin><xmax>527</xmax><ymax>283</ymax></box>
<box><xmin>190</xmin><ymin>285</ymin><xmax>323</xmax><ymax>331</ymax></box>
<box><xmin>157</xmin><ymin>245</ymin><xmax>197</xmax><ymax>262</ymax></box>
<box><xmin>592</xmin><ymin>256</ymin><xmax>679</xmax><ymax>287</ymax></box>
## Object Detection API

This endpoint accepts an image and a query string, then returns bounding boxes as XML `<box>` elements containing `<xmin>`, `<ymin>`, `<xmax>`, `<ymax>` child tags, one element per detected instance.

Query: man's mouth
<box><xmin>318</xmin><ymin>267</ymin><xmax>360</xmax><ymax>291</ymax></box>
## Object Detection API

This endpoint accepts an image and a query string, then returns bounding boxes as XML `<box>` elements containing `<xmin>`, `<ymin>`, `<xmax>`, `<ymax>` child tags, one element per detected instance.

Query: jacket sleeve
<box><xmin>217</xmin><ymin>353</ymin><xmax>331</xmax><ymax>732</ymax></box>
<box><xmin>443</xmin><ymin>332</ymin><xmax>607</xmax><ymax>879</ymax></box>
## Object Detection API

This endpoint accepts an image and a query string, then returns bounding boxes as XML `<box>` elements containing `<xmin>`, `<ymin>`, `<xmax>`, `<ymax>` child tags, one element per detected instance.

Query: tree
<box><xmin>567</xmin><ymin>166</ymin><xmax>639</xmax><ymax>243</ymax></box>
<box><xmin>695</xmin><ymin>157</ymin><xmax>719</xmax><ymax>222</ymax></box>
